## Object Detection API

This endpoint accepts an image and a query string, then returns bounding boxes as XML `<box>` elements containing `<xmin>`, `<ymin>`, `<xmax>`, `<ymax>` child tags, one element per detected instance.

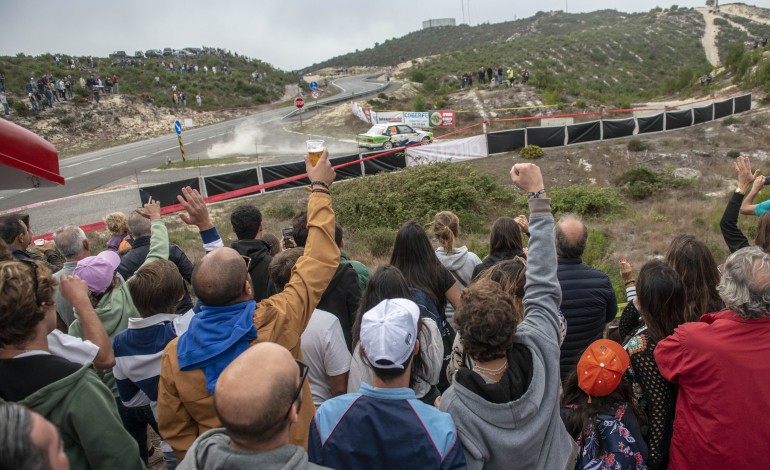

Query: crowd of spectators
<box><xmin>1</xmin><ymin>153</ymin><xmax>770</xmax><ymax>470</ymax></box>
<box><xmin>460</xmin><ymin>66</ymin><xmax>530</xmax><ymax>90</ymax></box>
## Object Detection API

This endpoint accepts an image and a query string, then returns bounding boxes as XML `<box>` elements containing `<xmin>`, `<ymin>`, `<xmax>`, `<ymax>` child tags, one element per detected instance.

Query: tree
<box><xmin>705</xmin><ymin>0</ymin><xmax>715</xmax><ymax>7</ymax></box>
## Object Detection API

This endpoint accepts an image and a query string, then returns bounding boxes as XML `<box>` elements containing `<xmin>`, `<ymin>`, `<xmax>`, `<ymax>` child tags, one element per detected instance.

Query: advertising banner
<box><xmin>401</xmin><ymin>111</ymin><xmax>455</xmax><ymax>128</ymax></box>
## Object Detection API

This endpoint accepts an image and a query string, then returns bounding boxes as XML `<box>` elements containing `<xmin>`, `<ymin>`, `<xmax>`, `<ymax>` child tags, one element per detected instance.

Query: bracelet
<box><xmin>311</xmin><ymin>188</ymin><xmax>330</xmax><ymax>195</ymax></box>
<box><xmin>527</xmin><ymin>189</ymin><xmax>546</xmax><ymax>199</ymax></box>
<box><xmin>311</xmin><ymin>181</ymin><xmax>329</xmax><ymax>189</ymax></box>
<box><xmin>624</xmin><ymin>279</ymin><xmax>636</xmax><ymax>286</ymax></box>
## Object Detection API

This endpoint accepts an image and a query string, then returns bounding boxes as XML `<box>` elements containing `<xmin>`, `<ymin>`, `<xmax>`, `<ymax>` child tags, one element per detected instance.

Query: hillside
<box><xmin>308</xmin><ymin>4</ymin><xmax>770</xmax><ymax>104</ymax></box>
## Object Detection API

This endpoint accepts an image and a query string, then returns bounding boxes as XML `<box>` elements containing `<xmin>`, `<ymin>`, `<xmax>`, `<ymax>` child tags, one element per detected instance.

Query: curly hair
<box><xmin>432</xmin><ymin>211</ymin><xmax>460</xmax><ymax>254</ymax></box>
<box><xmin>0</xmin><ymin>260</ymin><xmax>56</xmax><ymax>347</ymax></box>
<box><xmin>718</xmin><ymin>246</ymin><xmax>770</xmax><ymax>320</ymax></box>
<box><xmin>454</xmin><ymin>279</ymin><xmax>518</xmax><ymax>362</ymax></box>
<box><xmin>103</xmin><ymin>212</ymin><xmax>128</xmax><ymax>235</ymax></box>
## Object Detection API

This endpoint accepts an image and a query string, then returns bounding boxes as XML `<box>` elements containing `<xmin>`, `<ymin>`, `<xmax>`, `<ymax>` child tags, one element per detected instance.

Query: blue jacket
<box><xmin>309</xmin><ymin>383</ymin><xmax>466</xmax><ymax>470</ymax></box>
<box><xmin>557</xmin><ymin>259</ymin><xmax>617</xmax><ymax>380</ymax></box>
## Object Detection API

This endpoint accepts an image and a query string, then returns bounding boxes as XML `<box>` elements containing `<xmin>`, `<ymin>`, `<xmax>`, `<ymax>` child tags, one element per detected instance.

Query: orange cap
<box><xmin>577</xmin><ymin>339</ymin><xmax>630</xmax><ymax>398</ymax></box>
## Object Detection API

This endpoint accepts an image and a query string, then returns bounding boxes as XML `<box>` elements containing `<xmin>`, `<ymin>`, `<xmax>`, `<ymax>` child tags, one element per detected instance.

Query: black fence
<box><xmin>485</xmin><ymin>94</ymin><xmax>751</xmax><ymax>154</ymax></box>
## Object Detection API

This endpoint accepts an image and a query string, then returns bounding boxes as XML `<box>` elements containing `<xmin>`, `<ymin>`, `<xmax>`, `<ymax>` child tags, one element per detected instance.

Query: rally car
<box><xmin>356</xmin><ymin>124</ymin><xmax>433</xmax><ymax>150</ymax></box>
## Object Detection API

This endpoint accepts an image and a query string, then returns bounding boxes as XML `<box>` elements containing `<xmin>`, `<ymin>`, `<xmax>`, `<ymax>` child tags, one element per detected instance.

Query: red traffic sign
<box><xmin>295</xmin><ymin>97</ymin><xmax>305</xmax><ymax>109</ymax></box>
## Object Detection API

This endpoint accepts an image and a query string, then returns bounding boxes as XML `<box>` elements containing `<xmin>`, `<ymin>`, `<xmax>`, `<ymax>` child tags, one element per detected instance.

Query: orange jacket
<box><xmin>158</xmin><ymin>192</ymin><xmax>339</xmax><ymax>459</ymax></box>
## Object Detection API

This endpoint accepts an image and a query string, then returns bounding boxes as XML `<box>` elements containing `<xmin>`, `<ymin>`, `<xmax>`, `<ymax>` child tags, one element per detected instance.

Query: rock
<box><xmin>673</xmin><ymin>168</ymin><xmax>701</xmax><ymax>179</ymax></box>
<box><xmin>579</xmin><ymin>158</ymin><xmax>593</xmax><ymax>172</ymax></box>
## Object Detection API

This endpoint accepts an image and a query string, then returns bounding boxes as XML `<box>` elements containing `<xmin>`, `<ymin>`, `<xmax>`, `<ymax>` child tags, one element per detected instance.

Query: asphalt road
<box><xmin>0</xmin><ymin>74</ymin><xmax>387</xmax><ymax>232</ymax></box>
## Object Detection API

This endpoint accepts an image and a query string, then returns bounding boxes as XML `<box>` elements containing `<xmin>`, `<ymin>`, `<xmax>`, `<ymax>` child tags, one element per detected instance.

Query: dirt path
<box><xmin>696</xmin><ymin>7</ymin><xmax>721</xmax><ymax>67</ymax></box>
<box><xmin>721</xmin><ymin>4</ymin><xmax>770</xmax><ymax>26</ymax></box>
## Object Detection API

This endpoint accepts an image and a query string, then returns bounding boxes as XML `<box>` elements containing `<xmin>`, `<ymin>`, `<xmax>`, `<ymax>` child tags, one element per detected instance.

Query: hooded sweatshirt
<box><xmin>435</xmin><ymin>246</ymin><xmax>482</xmax><ymax>323</ymax></box>
<box><xmin>231</xmin><ymin>239</ymin><xmax>273</xmax><ymax>302</ymax></box>
<box><xmin>439</xmin><ymin>198</ymin><xmax>575</xmax><ymax>470</ymax></box>
<box><xmin>178</xmin><ymin>428</ymin><xmax>330</xmax><ymax>470</ymax></box>
<box><xmin>0</xmin><ymin>354</ymin><xmax>143</xmax><ymax>470</ymax></box>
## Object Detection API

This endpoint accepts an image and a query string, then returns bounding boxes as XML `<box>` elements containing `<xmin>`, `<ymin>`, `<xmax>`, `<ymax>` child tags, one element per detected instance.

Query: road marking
<box><xmin>80</xmin><ymin>168</ymin><xmax>103</xmax><ymax>176</ymax></box>
<box><xmin>63</xmin><ymin>161</ymin><xmax>86</xmax><ymax>168</ymax></box>
<box><xmin>196</xmin><ymin>138</ymin><xmax>207</xmax><ymax>143</ymax></box>
<box><xmin>131</xmin><ymin>155</ymin><xmax>150</xmax><ymax>161</ymax></box>
<box><xmin>152</xmin><ymin>147</ymin><xmax>177</xmax><ymax>154</ymax></box>
<box><xmin>87</xmin><ymin>157</ymin><xmax>102</xmax><ymax>162</ymax></box>
<box><xmin>19</xmin><ymin>189</ymin><xmax>34</xmax><ymax>194</ymax></box>
<box><xmin>111</xmin><ymin>161</ymin><xmax>128</xmax><ymax>167</ymax></box>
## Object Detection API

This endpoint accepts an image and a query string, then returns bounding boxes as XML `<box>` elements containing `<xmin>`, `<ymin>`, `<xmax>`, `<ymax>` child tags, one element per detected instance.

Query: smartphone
<box><xmin>282</xmin><ymin>227</ymin><xmax>294</xmax><ymax>241</ymax></box>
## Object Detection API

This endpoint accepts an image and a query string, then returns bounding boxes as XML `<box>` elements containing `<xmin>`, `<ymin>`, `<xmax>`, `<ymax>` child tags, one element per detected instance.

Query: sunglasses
<box><xmin>18</xmin><ymin>259</ymin><xmax>40</xmax><ymax>305</ymax></box>
<box><xmin>286</xmin><ymin>360</ymin><xmax>309</xmax><ymax>419</ymax></box>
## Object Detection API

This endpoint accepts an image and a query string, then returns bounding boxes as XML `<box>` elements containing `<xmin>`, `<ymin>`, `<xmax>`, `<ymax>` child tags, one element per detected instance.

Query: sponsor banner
<box><xmin>375</xmin><ymin>111</ymin><xmax>404</xmax><ymax>123</ymax></box>
<box><xmin>405</xmin><ymin>135</ymin><xmax>488</xmax><ymax>166</ymax></box>
<box><xmin>402</xmin><ymin>111</ymin><xmax>456</xmax><ymax>128</ymax></box>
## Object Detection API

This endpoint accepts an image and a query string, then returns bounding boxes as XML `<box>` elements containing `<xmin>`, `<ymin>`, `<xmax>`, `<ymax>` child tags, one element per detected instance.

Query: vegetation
<box><xmin>627</xmin><ymin>139</ymin><xmax>650</xmax><ymax>152</ymax></box>
<box><xmin>519</xmin><ymin>145</ymin><xmax>545</xmax><ymax>160</ymax></box>
<box><xmin>0</xmin><ymin>50</ymin><xmax>295</xmax><ymax>110</ymax></box>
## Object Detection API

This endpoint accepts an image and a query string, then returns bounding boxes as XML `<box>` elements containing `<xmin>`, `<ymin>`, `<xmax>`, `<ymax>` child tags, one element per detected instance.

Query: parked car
<box><xmin>145</xmin><ymin>49</ymin><xmax>162</xmax><ymax>58</ymax></box>
<box><xmin>173</xmin><ymin>50</ymin><xmax>195</xmax><ymax>58</ymax></box>
<box><xmin>109</xmin><ymin>51</ymin><xmax>127</xmax><ymax>58</ymax></box>
<box><xmin>162</xmin><ymin>48</ymin><xmax>173</xmax><ymax>56</ymax></box>
<box><xmin>134</xmin><ymin>50</ymin><xmax>145</xmax><ymax>58</ymax></box>
<box><xmin>356</xmin><ymin>124</ymin><xmax>433</xmax><ymax>150</ymax></box>
<box><xmin>183</xmin><ymin>47</ymin><xmax>202</xmax><ymax>55</ymax></box>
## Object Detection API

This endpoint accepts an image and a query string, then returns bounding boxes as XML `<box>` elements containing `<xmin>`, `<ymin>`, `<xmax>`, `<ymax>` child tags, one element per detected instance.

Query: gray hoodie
<box><xmin>439</xmin><ymin>198</ymin><xmax>575</xmax><ymax>470</ymax></box>
<box><xmin>435</xmin><ymin>245</ymin><xmax>482</xmax><ymax>324</ymax></box>
<box><xmin>178</xmin><ymin>428</ymin><xmax>330</xmax><ymax>470</ymax></box>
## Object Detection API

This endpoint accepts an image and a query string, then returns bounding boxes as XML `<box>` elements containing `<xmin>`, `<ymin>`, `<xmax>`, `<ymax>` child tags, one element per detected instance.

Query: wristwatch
<box><xmin>735</xmin><ymin>188</ymin><xmax>745</xmax><ymax>195</ymax></box>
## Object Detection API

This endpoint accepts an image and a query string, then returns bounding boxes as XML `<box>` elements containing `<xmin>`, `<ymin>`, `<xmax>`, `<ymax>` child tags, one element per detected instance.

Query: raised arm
<box><xmin>721</xmin><ymin>156</ymin><xmax>755</xmax><ymax>252</ymax></box>
<box><xmin>133</xmin><ymin>200</ymin><xmax>169</xmax><ymax>266</ymax></box>
<box><xmin>177</xmin><ymin>186</ymin><xmax>224</xmax><ymax>253</ymax></box>
<box><xmin>59</xmin><ymin>274</ymin><xmax>115</xmax><ymax>369</ymax></box>
<box><xmin>510</xmin><ymin>163</ymin><xmax>561</xmax><ymax>342</ymax></box>
<box><xmin>257</xmin><ymin>150</ymin><xmax>340</xmax><ymax>349</ymax></box>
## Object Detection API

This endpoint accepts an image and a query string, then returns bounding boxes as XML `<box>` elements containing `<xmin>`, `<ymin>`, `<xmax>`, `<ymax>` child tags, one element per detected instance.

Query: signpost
<box><xmin>295</xmin><ymin>97</ymin><xmax>305</xmax><ymax>126</ymax></box>
<box><xmin>309</xmin><ymin>81</ymin><xmax>318</xmax><ymax>91</ymax></box>
<box><xmin>174</xmin><ymin>119</ymin><xmax>186</xmax><ymax>161</ymax></box>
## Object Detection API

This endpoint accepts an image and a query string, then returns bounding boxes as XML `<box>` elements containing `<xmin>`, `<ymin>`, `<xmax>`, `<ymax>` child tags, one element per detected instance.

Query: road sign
<box><xmin>173</xmin><ymin>120</ymin><xmax>182</xmax><ymax>135</ymax></box>
<box><xmin>311</xmin><ymin>91</ymin><xmax>319</xmax><ymax>99</ymax></box>
<box><xmin>309</xmin><ymin>81</ymin><xmax>318</xmax><ymax>91</ymax></box>
<box><xmin>295</xmin><ymin>97</ymin><xmax>305</xmax><ymax>109</ymax></box>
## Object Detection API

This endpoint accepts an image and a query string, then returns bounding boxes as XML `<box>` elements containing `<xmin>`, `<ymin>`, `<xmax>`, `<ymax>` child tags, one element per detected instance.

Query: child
<box><xmin>561</xmin><ymin>339</ymin><xmax>648</xmax><ymax>470</ymax></box>
<box><xmin>104</xmin><ymin>211</ymin><xmax>131</xmax><ymax>252</ymax></box>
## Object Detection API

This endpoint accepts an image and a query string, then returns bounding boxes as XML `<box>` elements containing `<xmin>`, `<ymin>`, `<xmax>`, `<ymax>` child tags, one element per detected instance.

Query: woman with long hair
<box><xmin>432</xmin><ymin>211</ymin><xmax>482</xmax><ymax>326</ymax></box>
<box><xmin>665</xmin><ymin>234</ymin><xmax>722</xmax><ymax>323</ymax></box>
<box><xmin>471</xmin><ymin>216</ymin><xmax>525</xmax><ymax>280</ymax></box>
<box><xmin>347</xmin><ymin>265</ymin><xmax>443</xmax><ymax>404</ymax></box>
<box><xmin>619</xmin><ymin>260</ymin><xmax>686</xmax><ymax>470</ymax></box>
<box><xmin>390</xmin><ymin>220</ymin><xmax>461</xmax><ymax>391</ymax></box>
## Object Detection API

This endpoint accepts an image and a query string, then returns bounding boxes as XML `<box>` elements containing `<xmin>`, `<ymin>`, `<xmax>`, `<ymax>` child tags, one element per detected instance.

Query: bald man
<box><xmin>159</xmin><ymin>151</ymin><xmax>340</xmax><ymax>459</ymax></box>
<box><xmin>178</xmin><ymin>343</ymin><xmax>329</xmax><ymax>469</ymax></box>
<box><xmin>554</xmin><ymin>214</ymin><xmax>617</xmax><ymax>380</ymax></box>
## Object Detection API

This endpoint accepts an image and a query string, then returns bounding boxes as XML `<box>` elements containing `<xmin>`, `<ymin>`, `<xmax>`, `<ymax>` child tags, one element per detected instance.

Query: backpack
<box><xmin>574</xmin><ymin>403</ymin><xmax>647</xmax><ymax>470</ymax></box>
<box><xmin>410</xmin><ymin>287</ymin><xmax>456</xmax><ymax>391</ymax></box>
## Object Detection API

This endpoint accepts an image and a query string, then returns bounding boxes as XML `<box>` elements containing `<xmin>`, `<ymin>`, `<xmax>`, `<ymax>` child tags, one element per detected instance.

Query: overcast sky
<box><xmin>1</xmin><ymin>1</ymin><xmax>763</xmax><ymax>70</ymax></box>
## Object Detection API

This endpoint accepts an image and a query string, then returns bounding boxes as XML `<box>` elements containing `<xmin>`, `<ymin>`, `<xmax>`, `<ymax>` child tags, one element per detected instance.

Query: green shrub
<box><xmin>722</xmin><ymin>116</ymin><xmax>738</xmax><ymax>126</ymax></box>
<box><xmin>614</xmin><ymin>165</ymin><xmax>663</xmax><ymax>200</ymax></box>
<box><xmin>519</xmin><ymin>145</ymin><xmax>545</xmax><ymax>160</ymax></box>
<box><xmin>333</xmin><ymin>163</ymin><xmax>514</xmax><ymax>232</ymax></box>
<box><xmin>549</xmin><ymin>185</ymin><xmax>625</xmax><ymax>216</ymax></box>
<box><xmin>413</xmin><ymin>95</ymin><xmax>428</xmax><ymax>112</ymax></box>
<box><xmin>726</xmin><ymin>149</ymin><xmax>742</xmax><ymax>158</ymax></box>
<box><xmin>355</xmin><ymin>227</ymin><xmax>396</xmax><ymax>259</ymax></box>
<box><xmin>627</xmin><ymin>138</ymin><xmax>650</xmax><ymax>152</ymax></box>
<box><xmin>263</xmin><ymin>202</ymin><xmax>298</xmax><ymax>220</ymax></box>
<box><xmin>10</xmin><ymin>99</ymin><xmax>31</xmax><ymax>117</ymax></box>
<box><xmin>411</xmin><ymin>70</ymin><xmax>427</xmax><ymax>83</ymax></box>
<box><xmin>59</xmin><ymin>116</ymin><xmax>75</xmax><ymax>127</ymax></box>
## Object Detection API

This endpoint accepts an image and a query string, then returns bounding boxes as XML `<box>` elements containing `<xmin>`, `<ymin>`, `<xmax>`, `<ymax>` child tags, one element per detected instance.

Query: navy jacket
<box><xmin>557</xmin><ymin>258</ymin><xmax>617</xmax><ymax>380</ymax></box>
<box><xmin>117</xmin><ymin>237</ymin><xmax>194</xmax><ymax>313</ymax></box>
<box><xmin>309</xmin><ymin>383</ymin><xmax>466</xmax><ymax>470</ymax></box>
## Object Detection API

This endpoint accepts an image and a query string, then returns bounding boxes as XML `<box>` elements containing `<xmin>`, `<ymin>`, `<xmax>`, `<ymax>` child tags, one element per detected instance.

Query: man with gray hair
<box><xmin>655</xmin><ymin>245</ymin><xmax>770</xmax><ymax>469</ymax></box>
<box><xmin>53</xmin><ymin>224</ymin><xmax>90</xmax><ymax>326</ymax></box>
<box><xmin>0</xmin><ymin>403</ymin><xmax>69</xmax><ymax>470</ymax></box>
<box><xmin>554</xmin><ymin>214</ymin><xmax>617</xmax><ymax>380</ymax></box>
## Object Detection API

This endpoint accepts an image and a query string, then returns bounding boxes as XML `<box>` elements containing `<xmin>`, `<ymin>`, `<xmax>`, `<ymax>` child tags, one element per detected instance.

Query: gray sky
<box><xmin>0</xmin><ymin>1</ymin><xmax>760</xmax><ymax>70</ymax></box>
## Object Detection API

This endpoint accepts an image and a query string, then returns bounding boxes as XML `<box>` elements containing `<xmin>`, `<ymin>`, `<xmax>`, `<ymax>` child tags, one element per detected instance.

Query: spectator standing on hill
<box><xmin>229</xmin><ymin>204</ymin><xmax>274</xmax><ymax>303</ymax></box>
<box><xmin>467</xmin><ymin>71</ymin><xmax>473</xmax><ymax>87</ymax></box>
<box><xmin>112</xmin><ymin>75</ymin><xmax>119</xmax><ymax>94</ymax></box>
<box><xmin>196</xmin><ymin>94</ymin><xmax>202</xmax><ymax>107</ymax></box>
<box><xmin>93</xmin><ymin>86</ymin><xmax>100</xmax><ymax>104</ymax></box>
<box><xmin>486</xmin><ymin>67</ymin><xmax>493</xmax><ymax>85</ymax></box>
<box><xmin>555</xmin><ymin>214</ymin><xmax>617</xmax><ymax>380</ymax></box>
<box><xmin>656</xmin><ymin>245</ymin><xmax>770</xmax><ymax>469</ymax></box>
<box><xmin>1</xmin><ymin>92</ymin><xmax>8</xmax><ymax>115</ymax></box>
<box><xmin>477</xmin><ymin>67</ymin><xmax>485</xmax><ymax>84</ymax></box>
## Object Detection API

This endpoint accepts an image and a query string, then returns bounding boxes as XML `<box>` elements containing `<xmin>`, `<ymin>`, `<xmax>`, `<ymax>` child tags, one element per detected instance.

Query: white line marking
<box><xmin>19</xmin><ymin>189</ymin><xmax>34</xmax><ymax>193</ymax></box>
<box><xmin>131</xmin><ymin>155</ymin><xmax>150</xmax><ymax>161</ymax></box>
<box><xmin>80</xmin><ymin>168</ymin><xmax>103</xmax><ymax>176</ymax></box>
<box><xmin>87</xmin><ymin>157</ymin><xmax>102</xmax><ymax>162</ymax></box>
<box><xmin>111</xmin><ymin>161</ymin><xmax>128</xmax><ymax>167</ymax></box>
<box><xmin>63</xmin><ymin>161</ymin><xmax>85</xmax><ymax>168</ymax></box>
<box><xmin>196</xmin><ymin>139</ymin><xmax>206</xmax><ymax>143</ymax></box>
<box><xmin>152</xmin><ymin>147</ymin><xmax>177</xmax><ymax>154</ymax></box>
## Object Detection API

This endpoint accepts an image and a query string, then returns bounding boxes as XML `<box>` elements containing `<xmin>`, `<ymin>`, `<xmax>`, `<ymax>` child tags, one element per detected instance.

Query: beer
<box><xmin>306</xmin><ymin>140</ymin><xmax>325</xmax><ymax>166</ymax></box>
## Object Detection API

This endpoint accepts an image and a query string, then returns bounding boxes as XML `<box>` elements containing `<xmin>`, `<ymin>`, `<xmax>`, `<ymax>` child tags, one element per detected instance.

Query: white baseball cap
<box><xmin>360</xmin><ymin>298</ymin><xmax>420</xmax><ymax>369</ymax></box>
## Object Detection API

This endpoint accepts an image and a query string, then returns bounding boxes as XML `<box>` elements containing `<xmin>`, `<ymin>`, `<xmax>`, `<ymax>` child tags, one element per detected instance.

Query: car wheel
<box><xmin>382</xmin><ymin>141</ymin><xmax>393</xmax><ymax>150</ymax></box>
<box><xmin>421</xmin><ymin>136</ymin><xmax>432</xmax><ymax>143</ymax></box>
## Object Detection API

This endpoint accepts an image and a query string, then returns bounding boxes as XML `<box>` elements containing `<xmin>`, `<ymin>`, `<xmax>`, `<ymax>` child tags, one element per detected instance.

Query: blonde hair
<box><xmin>103</xmin><ymin>212</ymin><xmax>128</xmax><ymax>235</ymax></box>
<box><xmin>433</xmin><ymin>211</ymin><xmax>460</xmax><ymax>253</ymax></box>
<box><xmin>0</xmin><ymin>260</ymin><xmax>56</xmax><ymax>346</ymax></box>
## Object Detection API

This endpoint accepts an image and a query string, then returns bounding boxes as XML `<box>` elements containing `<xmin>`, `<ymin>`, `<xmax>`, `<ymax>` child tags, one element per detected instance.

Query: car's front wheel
<box><xmin>382</xmin><ymin>141</ymin><xmax>393</xmax><ymax>150</ymax></box>
<box><xmin>421</xmin><ymin>136</ymin><xmax>432</xmax><ymax>144</ymax></box>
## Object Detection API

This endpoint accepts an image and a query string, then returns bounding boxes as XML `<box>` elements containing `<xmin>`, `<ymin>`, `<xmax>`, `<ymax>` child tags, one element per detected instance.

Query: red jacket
<box><xmin>655</xmin><ymin>310</ymin><xmax>770</xmax><ymax>469</ymax></box>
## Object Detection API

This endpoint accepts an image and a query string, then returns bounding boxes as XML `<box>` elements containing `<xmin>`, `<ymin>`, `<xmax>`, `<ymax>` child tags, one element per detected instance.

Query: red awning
<box><xmin>0</xmin><ymin>119</ymin><xmax>64</xmax><ymax>188</ymax></box>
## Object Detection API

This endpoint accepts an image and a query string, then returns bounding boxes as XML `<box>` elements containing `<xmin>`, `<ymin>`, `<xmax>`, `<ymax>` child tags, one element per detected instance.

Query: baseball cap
<box><xmin>74</xmin><ymin>250</ymin><xmax>121</xmax><ymax>294</ymax></box>
<box><xmin>360</xmin><ymin>298</ymin><xmax>420</xmax><ymax>369</ymax></box>
<box><xmin>577</xmin><ymin>339</ymin><xmax>630</xmax><ymax>399</ymax></box>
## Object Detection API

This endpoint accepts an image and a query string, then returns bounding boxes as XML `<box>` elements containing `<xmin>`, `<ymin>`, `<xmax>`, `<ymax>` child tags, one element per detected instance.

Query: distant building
<box><xmin>422</xmin><ymin>18</ymin><xmax>456</xmax><ymax>29</ymax></box>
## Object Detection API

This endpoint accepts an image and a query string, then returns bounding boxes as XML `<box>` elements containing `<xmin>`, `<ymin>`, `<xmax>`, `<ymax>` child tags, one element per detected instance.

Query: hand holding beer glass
<box><xmin>306</xmin><ymin>139</ymin><xmax>325</xmax><ymax>166</ymax></box>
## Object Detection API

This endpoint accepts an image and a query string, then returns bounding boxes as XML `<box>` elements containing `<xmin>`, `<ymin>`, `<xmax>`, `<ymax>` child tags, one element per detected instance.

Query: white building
<box><xmin>422</xmin><ymin>18</ymin><xmax>456</xmax><ymax>29</ymax></box>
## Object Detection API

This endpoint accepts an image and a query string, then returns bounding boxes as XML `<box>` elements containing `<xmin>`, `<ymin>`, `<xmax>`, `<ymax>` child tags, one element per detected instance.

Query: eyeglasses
<box><xmin>285</xmin><ymin>360</ymin><xmax>309</xmax><ymax>419</ymax></box>
<box><xmin>18</xmin><ymin>259</ymin><xmax>41</xmax><ymax>305</ymax></box>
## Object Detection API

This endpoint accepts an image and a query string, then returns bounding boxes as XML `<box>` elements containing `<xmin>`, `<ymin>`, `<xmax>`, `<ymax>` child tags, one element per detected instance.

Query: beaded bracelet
<box><xmin>310</xmin><ymin>181</ymin><xmax>329</xmax><ymax>189</ymax></box>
